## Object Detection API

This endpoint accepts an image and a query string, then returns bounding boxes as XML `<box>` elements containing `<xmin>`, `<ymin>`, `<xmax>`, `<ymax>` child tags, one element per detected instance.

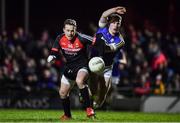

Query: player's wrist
<box><xmin>47</xmin><ymin>55</ymin><xmax>56</xmax><ymax>63</ymax></box>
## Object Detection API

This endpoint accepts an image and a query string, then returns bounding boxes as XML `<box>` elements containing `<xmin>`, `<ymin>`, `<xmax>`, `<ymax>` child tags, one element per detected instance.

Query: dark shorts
<box><xmin>63</xmin><ymin>63</ymin><xmax>89</xmax><ymax>80</ymax></box>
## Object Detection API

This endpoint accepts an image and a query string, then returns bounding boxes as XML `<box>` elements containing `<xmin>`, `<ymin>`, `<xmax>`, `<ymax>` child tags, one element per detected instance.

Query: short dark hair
<box><xmin>64</xmin><ymin>19</ymin><xmax>77</xmax><ymax>27</ymax></box>
<box><xmin>108</xmin><ymin>14</ymin><xmax>122</xmax><ymax>23</ymax></box>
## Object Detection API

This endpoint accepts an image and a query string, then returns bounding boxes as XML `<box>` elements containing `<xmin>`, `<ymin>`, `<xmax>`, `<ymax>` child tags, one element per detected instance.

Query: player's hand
<box><xmin>47</xmin><ymin>55</ymin><xmax>56</xmax><ymax>63</ymax></box>
<box><xmin>116</xmin><ymin>6</ymin><xmax>126</xmax><ymax>14</ymax></box>
<box><xmin>102</xmin><ymin>6</ymin><xmax>126</xmax><ymax>18</ymax></box>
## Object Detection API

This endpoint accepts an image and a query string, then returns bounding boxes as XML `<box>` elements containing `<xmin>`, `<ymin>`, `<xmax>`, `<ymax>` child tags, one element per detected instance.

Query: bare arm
<box><xmin>119</xmin><ymin>51</ymin><xmax>127</xmax><ymax>65</ymax></box>
<box><xmin>99</xmin><ymin>6</ymin><xmax>126</xmax><ymax>28</ymax></box>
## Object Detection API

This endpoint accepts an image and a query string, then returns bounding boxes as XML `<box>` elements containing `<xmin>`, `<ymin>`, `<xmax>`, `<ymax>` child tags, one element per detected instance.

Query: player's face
<box><xmin>63</xmin><ymin>24</ymin><xmax>76</xmax><ymax>40</ymax></box>
<box><xmin>108</xmin><ymin>21</ymin><xmax>121</xmax><ymax>36</ymax></box>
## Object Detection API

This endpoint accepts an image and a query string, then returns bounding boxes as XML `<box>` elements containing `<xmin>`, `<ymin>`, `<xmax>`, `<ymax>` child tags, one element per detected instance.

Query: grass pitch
<box><xmin>0</xmin><ymin>109</ymin><xmax>180</xmax><ymax>122</ymax></box>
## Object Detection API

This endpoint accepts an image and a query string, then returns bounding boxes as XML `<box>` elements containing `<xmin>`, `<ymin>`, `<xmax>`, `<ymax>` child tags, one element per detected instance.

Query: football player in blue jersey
<box><xmin>90</xmin><ymin>6</ymin><xmax>126</xmax><ymax>108</ymax></box>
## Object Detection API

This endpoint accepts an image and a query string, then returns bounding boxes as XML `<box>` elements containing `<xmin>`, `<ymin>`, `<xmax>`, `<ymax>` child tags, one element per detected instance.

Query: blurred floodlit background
<box><xmin>0</xmin><ymin>0</ymin><xmax>180</xmax><ymax>112</ymax></box>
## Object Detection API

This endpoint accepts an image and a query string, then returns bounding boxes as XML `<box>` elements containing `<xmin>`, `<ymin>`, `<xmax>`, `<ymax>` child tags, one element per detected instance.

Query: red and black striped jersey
<box><xmin>50</xmin><ymin>32</ymin><xmax>94</xmax><ymax>67</ymax></box>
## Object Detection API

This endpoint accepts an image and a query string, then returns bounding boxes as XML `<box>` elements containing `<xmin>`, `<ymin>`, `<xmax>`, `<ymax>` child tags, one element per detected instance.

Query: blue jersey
<box><xmin>93</xmin><ymin>27</ymin><xmax>125</xmax><ymax>66</ymax></box>
<box><xmin>96</xmin><ymin>27</ymin><xmax>124</xmax><ymax>48</ymax></box>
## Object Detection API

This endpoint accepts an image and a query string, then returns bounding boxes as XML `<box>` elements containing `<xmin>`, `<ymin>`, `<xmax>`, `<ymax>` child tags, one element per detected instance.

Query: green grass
<box><xmin>0</xmin><ymin>109</ymin><xmax>180</xmax><ymax>122</ymax></box>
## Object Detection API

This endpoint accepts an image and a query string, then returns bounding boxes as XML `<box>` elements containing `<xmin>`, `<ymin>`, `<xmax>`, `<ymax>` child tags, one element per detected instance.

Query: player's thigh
<box><xmin>76</xmin><ymin>68</ymin><xmax>89</xmax><ymax>84</ymax></box>
<box><xmin>59</xmin><ymin>75</ymin><xmax>74</xmax><ymax>96</ymax></box>
<box><xmin>103</xmin><ymin>69</ymin><xmax>112</xmax><ymax>86</ymax></box>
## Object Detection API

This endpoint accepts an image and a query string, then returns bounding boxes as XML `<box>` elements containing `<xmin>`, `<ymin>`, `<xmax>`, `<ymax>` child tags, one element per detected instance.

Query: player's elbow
<box><xmin>98</xmin><ymin>21</ymin><xmax>107</xmax><ymax>28</ymax></box>
<box><xmin>119</xmin><ymin>60</ymin><xmax>127</xmax><ymax>65</ymax></box>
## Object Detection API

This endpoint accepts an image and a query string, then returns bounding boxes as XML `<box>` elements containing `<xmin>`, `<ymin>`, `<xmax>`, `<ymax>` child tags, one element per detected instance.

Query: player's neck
<box><xmin>108</xmin><ymin>29</ymin><xmax>115</xmax><ymax>36</ymax></box>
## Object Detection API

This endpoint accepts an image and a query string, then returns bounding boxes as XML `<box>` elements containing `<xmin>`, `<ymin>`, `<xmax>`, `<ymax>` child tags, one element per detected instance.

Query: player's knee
<box><xmin>77</xmin><ymin>83</ymin><xmax>85</xmax><ymax>89</ymax></box>
<box><xmin>76</xmin><ymin>79</ymin><xmax>84</xmax><ymax>88</ymax></box>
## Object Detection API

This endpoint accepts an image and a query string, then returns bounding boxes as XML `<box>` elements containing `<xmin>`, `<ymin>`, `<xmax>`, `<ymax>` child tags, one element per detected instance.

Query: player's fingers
<box><xmin>117</xmin><ymin>7</ymin><xmax>126</xmax><ymax>11</ymax></box>
<box><xmin>116</xmin><ymin>8</ymin><xmax>126</xmax><ymax>14</ymax></box>
<box><xmin>123</xmin><ymin>8</ymin><xmax>126</xmax><ymax>12</ymax></box>
<box><xmin>116</xmin><ymin>10</ymin><xmax>126</xmax><ymax>14</ymax></box>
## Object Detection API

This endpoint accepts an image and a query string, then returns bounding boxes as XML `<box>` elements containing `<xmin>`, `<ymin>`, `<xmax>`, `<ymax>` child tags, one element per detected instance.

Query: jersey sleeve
<box><xmin>50</xmin><ymin>35</ymin><xmax>61</xmax><ymax>56</ymax></box>
<box><xmin>98</xmin><ymin>17</ymin><xmax>108</xmax><ymax>28</ymax></box>
<box><xmin>98</xmin><ymin>21</ymin><xmax>107</xmax><ymax>28</ymax></box>
<box><xmin>77</xmin><ymin>32</ymin><xmax>94</xmax><ymax>45</ymax></box>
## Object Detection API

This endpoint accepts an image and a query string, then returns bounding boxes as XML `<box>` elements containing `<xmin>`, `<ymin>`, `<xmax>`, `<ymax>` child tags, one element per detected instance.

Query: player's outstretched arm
<box><xmin>101</xmin><ymin>6</ymin><xmax>126</xmax><ymax>18</ymax></box>
<box><xmin>99</xmin><ymin>6</ymin><xmax>126</xmax><ymax>28</ymax></box>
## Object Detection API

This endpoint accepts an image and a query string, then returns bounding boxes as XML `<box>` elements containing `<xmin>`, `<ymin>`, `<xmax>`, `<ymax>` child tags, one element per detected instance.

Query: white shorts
<box><xmin>101</xmin><ymin>66</ymin><xmax>112</xmax><ymax>79</ymax></box>
<box><xmin>104</xmin><ymin>68</ymin><xmax>112</xmax><ymax>79</ymax></box>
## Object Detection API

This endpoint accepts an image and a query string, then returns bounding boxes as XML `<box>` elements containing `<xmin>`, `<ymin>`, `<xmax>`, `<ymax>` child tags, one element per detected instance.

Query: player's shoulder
<box><xmin>54</xmin><ymin>34</ymin><xmax>65</xmax><ymax>42</ymax></box>
<box><xmin>119</xmin><ymin>33</ymin><xmax>124</xmax><ymax>38</ymax></box>
<box><xmin>56</xmin><ymin>33</ymin><xmax>65</xmax><ymax>39</ymax></box>
<box><xmin>119</xmin><ymin>33</ymin><xmax>125</xmax><ymax>43</ymax></box>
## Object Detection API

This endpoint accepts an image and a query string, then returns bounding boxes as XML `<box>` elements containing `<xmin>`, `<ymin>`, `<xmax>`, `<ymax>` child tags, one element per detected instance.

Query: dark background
<box><xmin>0</xmin><ymin>0</ymin><xmax>180</xmax><ymax>110</ymax></box>
<box><xmin>1</xmin><ymin>0</ymin><xmax>180</xmax><ymax>37</ymax></box>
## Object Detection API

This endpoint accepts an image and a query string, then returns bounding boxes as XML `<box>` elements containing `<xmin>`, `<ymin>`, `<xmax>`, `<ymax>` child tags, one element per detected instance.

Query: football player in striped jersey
<box><xmin>47</xmin><ymin>19</ymin><xmax>95</xmax><ymax>120</ymax></box>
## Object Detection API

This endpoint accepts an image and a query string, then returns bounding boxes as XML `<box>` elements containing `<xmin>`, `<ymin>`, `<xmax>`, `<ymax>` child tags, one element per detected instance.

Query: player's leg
<box><xmin>88</xmin><ymin>72</ymin><xmax>99</xmax><ymax>98</ymax></box>
<box><xmin>88</xmin><ymin>72</ymin><xmax>99</xmax><ymax>107</ymax></box>
<box><xmin>97</xmin><ymin>69</ymin><xmax>112</xmax><ymax>107</ymax></box>
<box><xmin>76</xmin><ymin>68</ymin><xmax>95</xmax><ymax>117</ymax></box>
<box><xmin>59</xmin><ymin>75</ymin><xmax>73</xmax><ymax>120</ymax></box>
<box><xmin>92</xmin><ymin>75</ymin><xmax>105</xmax><ymax>108</ymax></box>
<box><xmin>99</xmin><ymin>75</ymin><xmax>112</xmax><ymax>107</ymax></box>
